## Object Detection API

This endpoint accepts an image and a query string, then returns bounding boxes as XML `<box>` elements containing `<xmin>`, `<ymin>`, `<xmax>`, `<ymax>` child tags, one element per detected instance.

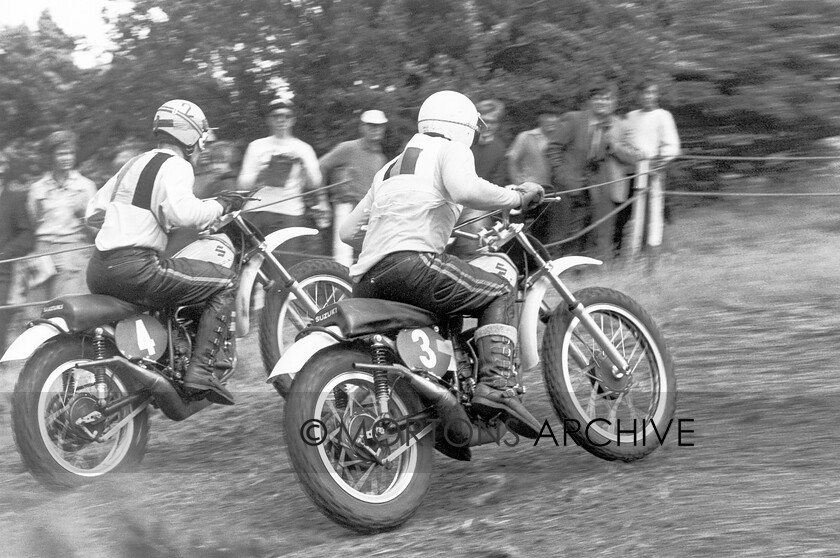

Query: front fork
<box><xmin>519</xmin><ymin>234</ymin><xmax>630</xmax><ymax>378</ymax></box>
<box><xmin>251</xmin><ymin>236</ymin><xmax>321</xmax><ymax>327</ymax></box>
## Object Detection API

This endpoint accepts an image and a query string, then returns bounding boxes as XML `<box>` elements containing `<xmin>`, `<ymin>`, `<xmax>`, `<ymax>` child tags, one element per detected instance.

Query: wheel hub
<box><xmin>592</xmin><ymin>351</ymin><xmax>631</xmax><ymax>395</ymax></box>
<box><xmin>66</xmin><ymin>394</ymin><xmax>105</xmax><ymax>440</ymax></box>
<box><xmin>337</xmin><ymin>413</ymin><xmax>396</xmax><ymax>465</ymax></box>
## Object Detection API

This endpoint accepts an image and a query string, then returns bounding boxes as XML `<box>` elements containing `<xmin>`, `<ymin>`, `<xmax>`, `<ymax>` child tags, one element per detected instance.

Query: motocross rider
<box><xmin>85</xmin><ymin>100</ymin><xmax>246</xmax><ymax>406</ymax></box>
<box><xmin>339</xmin><ymin>90</ymin><xmax>546</xmax><ymax>438</ymax></box>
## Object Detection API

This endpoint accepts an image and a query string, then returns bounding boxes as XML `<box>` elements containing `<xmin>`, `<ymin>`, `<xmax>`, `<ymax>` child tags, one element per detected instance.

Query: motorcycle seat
<box><xmin>312</xmin><ymin>298</ymin><xmax>438</xmax><ymax>337</ymax></box>
<box><xmin>40</xmin><ymin>295</ymin><xmax>145</xmax><ymax>332</ymax></box>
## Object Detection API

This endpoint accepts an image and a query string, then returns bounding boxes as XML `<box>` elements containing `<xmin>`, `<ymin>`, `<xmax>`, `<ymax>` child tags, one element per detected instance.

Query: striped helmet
<box><xmin>152</xmin><ymin>99</ymin><xmax>212</xmax><ymax>150</ymax></box>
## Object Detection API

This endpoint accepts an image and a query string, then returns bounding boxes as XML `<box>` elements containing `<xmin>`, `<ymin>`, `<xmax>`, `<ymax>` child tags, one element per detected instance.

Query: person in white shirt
<box><xmin>340</xmin><ymin>91</ymin><xmax>545</xmax><ymax>438</ymax></box>
<box><xmin>85</xmin><ymin>100</ymin><xmax>246</xmax><ymax>406</ymax></box>
<box><xmin>26</xmin><ymin>131</ymin><xmax>98</xmax><ymax>301</ymax></box>
<box><xmin>623</xmin><ymin>79</ymin><xmax>681</xmax><ymax>259</ymax></box>
<box><xmin>237</xmin><ymin>98</ymin><xmax>326</xmax><ymax>263</ymax></box>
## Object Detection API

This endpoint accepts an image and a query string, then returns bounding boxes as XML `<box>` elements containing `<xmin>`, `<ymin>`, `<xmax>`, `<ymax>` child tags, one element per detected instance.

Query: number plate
<box><xmin>396</xmin><ymin>327</ymin><xmax>454</xmax><ymax>377</ymax></box>
<box><xmin>468</xmin><ymin>253</ymin><xmax>518</xmax><ymax>287</ymax></box>
<box><xmin>115</xmin><ymin>315</ymin><xmax>168</xmax><ymax>360</ymax></box>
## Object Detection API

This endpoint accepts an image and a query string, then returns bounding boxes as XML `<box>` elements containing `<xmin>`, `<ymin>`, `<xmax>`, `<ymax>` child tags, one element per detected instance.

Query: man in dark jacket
<box><xmin>544</xmin><ymin>78</ymin><xmax>640</xmax><ymax>258</ymax></box>
<box><xmin>0</xmin><ymin>152</ymin><xmax>36</xmax><ymax>353</ymax></box>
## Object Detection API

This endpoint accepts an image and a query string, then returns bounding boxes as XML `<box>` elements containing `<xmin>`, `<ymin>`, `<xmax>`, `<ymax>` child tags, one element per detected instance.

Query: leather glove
<box><xmin>216</xmin><ymin>191</ymin><xmax>248</xmax><ymax>214</ymax></box>
<box><xmin>512</xmin><ymin>182</ymin><xmax>545</xmax><ymax>211</ymax></box>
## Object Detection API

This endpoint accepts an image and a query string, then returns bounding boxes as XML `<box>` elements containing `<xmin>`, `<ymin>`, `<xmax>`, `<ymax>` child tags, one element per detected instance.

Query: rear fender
<box><xmin>266</xmin><ymin>326</ymin><xmax>341</xmax><ymax>385</ymax></box>
<box><xmin>235</xmin><ymin>226</ymin><xmax>319</xmax><ymax>336</ymax></box>
<box><xmin>0</xmin><ymin>319</ymin><xmax>69</xmax><ymax>362</ymax></box>
<box><xmin>519</xmin><ymin>256</ymin><xmax>601</xmax><ymax>374</ymax></box>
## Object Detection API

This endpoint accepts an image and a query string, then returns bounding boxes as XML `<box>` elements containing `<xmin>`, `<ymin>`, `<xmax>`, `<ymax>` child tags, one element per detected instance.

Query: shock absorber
<box><xmin>92</xmin><ymin>328</ymin><xmax>109</xmax><ymax>406</ymax></box>
<box><xmin>371</xmin><ymin>335</ymin><xmax>390</xmax><ymax>417</ymax></box>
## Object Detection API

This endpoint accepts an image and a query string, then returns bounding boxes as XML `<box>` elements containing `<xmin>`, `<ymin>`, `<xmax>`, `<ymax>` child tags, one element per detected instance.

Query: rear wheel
<box><xmin>542</xmin><ymin>287</ymin><xmax>676</xmax><ymax>461</ymax></box>
<box><xmin>11</xmin><ymin>337</ymin><xmax>150</xmax><ymax>489</ymax></box>
<box><xmin>259</xmin><ymin>259</ymin><xmax>352</xmax><ymax>396</ymax></box>
<box><xmin>284</xmin><ymin>348</ymin><xmax>433</xmax><ymax>533</ymax></box>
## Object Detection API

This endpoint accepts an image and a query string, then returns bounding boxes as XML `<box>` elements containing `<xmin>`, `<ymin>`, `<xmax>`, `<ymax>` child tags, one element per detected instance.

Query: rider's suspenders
<box><xmin>110</xmin><ymin>152</ymin><xmax>174</xmax><ymax>225</ymax></box>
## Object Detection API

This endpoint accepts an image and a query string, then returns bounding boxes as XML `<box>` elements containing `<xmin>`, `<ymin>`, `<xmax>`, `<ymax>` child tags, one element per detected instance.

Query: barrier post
<box><xmin>629</xmin><ymin>160</ymin><xmax>650</xmax><ymax>256</ymax></box>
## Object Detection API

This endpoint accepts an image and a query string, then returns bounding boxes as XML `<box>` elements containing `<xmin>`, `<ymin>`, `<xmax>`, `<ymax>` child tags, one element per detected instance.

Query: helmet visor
<box><xmin>197</xmin><ymin>128</ymin><xmax>216</xmax><ymax>152</ymax></box>
<box><xmin>471</xmin><ymin>114</ymin><xmax>487</xmax><ymax>147</ymax></box>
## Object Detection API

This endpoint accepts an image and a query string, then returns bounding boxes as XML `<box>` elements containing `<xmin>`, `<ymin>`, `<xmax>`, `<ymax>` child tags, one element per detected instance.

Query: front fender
<box><xmin>519</xmin><ymin>256</ymin><xmax>601</xmax><ymax>374</ymax></box>
<box><xmin>266</xmin><ymin>326</ymin><xmax>341</xmax><ymax>385</ymax></box>
<box><xmin>0</xmin><ymin>319</ymin><xmax>69</xmax><ymax>362</ymax></box>
<box><xmin>235</xmin><ymin>226</ymin><xmax>319</xmax><ymax>336</ymax></box>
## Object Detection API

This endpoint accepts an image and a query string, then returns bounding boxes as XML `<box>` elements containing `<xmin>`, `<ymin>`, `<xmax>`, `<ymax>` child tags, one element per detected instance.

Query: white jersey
<box><xmin>86</xmin><ymin>148</ymin><xmax>224</xmax><ymax>252</ymax></box>
<box><xmin>340</xmin><ymin>133</ymin><xmax>520</xmax><ymax>280</ymax></box>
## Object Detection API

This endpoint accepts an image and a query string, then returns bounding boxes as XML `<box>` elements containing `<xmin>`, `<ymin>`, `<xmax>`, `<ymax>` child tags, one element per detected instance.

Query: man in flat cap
<box><xmin>319</xmin><ymin>109</ymin><xmax>389</xmax><ymax>266</ymax></box>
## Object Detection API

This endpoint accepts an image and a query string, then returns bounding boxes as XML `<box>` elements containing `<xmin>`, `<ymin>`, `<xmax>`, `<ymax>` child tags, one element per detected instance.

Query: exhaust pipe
<box><xmin>394</xmin><ymin>370</ymin><xmax>508</xmax><ymax>448</ymax></box>
<box><xmin>80</xmin><ymin>357</ymin><xmax>212</xmax><ymax>421</ymax></box>
<box><xmin>392</xmin><ymin>369</ymin><xmax>473</xmax><ymax>446</ymax></box>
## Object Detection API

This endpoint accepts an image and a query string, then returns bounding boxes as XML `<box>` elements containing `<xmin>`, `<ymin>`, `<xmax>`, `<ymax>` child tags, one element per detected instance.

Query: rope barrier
<box><xmin>2</xmin><ymin>152</ymin><xmax>840</xmax><ymax>315</ymax></box>
<box><xmin>546</xmin><ymin>164</ymin><xmax>668</xmax><ymax>196</ymax></box>
<box><xmin>0</xmin><ymin>180</ymin><xmax>353</xmax><ymax>268</ymax></box>
<box><xmin>665</xmin><ymin>190</ymin><xmax>840</xmax><ymax>197</ymax></box>
<box><xmin>542</xmin><ymin>189</ymin><xmax>648</xmax><ymax>249</ymax></box>
<box><xmin>676</xmin><ymin>154</ymin><xmax>840</xmax><ymax>162</ymax></box>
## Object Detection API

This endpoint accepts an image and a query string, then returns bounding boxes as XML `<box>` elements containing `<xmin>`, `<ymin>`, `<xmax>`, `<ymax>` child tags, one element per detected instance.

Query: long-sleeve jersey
<box><xmin>86</xmin><ymin>148</ymin><xmax>224</xmax><ymax>252</ymax></box>
<box><xmin>624</xmin><ymin>108</ymin><xmax>681</xmax><ymax>162</ymax></box>
<box><xmin>339</xmin><ymin>133</ymin><xmax>521</xmax><ymax>280</ymax></box>
<box><xmin>237</xmin><ymin>136</ymin><xmax>322</xmax><ymax>216</ymax></box>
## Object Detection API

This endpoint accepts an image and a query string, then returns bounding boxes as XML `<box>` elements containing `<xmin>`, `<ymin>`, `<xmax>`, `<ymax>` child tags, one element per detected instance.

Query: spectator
<box><xmin>194</xmin><ymin>141</ymin><xmax>240</xmax><ymax>200</ymax></box>
<box><xmin>110</xmin><ymin>144</ymin><xmax>145</xmax><ymax>177</ymax></box>
<box><xmin>546</xmin><ymin>79</ymin><xmax>639</xmax><ymax>259</ymax></box>
<box><xmin>507</xmin><ymin>112</ymin><xmax>561</xmax><ymax>254</ymax></box>
<box><xmin>238</xmin><ymin>98</ymin><xmax>325</xmax><ymax>265</ymax></box>
<box><xmin>507</xmin><ymin>112</ymin><xmax>559</xmax><ymax>187</ymax></box>
<box><xmin>450</xmin><ymin>99</ymin><xmax>508</xmax><ymax>259</ymax></box>
<box><xmin>25</xmin><ymin>131</ymin><xmax>98</xmax><ymax>302</ymax></box>
<box><xmin>319</xmin><ymin>110</ymin><xmax>389</xmax><ymax>266</ymax></box>
<box><xmin>624</xmin><ymin>78</ymin><xmax>681</xmax><ymax>264</ymax></box>
<box><xmin>0</xmin><ymin>151</ymin><xmax>35</xmax><ymax>354</ymax></box>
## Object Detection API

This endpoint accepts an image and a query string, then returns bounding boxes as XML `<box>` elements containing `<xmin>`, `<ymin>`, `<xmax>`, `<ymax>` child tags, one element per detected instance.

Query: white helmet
<box><xmin>152</xmin><ymin>99</ymin><xmax>212</xmax><ymax>151</ymax></box>
<box><xmin>417</xmin><ymin>91</ymin><xmax>483</xmax><ymax>147</ymax></box>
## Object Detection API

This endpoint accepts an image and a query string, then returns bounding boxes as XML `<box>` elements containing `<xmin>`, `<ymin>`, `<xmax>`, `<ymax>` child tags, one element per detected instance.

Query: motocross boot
<box><xmin>183</xmin><ymin>292</ymin><xmax>236</xmax><ymax>406</ymax></box>
<box><xmin>470</xmin><ymin>324</ymin><xmax>542</xmax><ymax>439</ymax></box>
<box><xmin>213</xmin><ymin>312</ymin><xmax>236</xmax><ymax>377</ymax></box>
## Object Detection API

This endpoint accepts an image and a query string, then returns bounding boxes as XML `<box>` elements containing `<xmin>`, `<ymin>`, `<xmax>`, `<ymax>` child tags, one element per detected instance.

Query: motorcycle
<box><xmin>271</xmin><ymin>210</ymin><xmax>676</xmax><ymax>533</ymax></box>
<box><xmin>1</xmin><ymin>192</ymin><xmax>352</xmax><ymax>489</ymax></box>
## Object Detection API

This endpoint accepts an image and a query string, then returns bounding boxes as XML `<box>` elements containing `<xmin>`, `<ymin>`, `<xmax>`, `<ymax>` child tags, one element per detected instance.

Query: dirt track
<box><xmin>2</xmin><ymin>169</ymin><xmax>840</xmax><ymax>557</ymax></box>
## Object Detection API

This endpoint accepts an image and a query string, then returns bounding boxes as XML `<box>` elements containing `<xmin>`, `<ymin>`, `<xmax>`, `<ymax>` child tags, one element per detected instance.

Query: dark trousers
<box><xmin>353</xmin><ymin>251</ymin><xmax>515</xmax><ymax>327</ymax></box>
<box><xmin>612</xmin><ymin>201</ymin><xmax>633</xmax><ymax>256</ymax></box>
<box><xmin>528</xmin><ymin>192</ymin><xmax>589</xmax><ymax>257</ymax></box>
<box><xmin>87</xmin><ymin>248</ymin><xmax>235</xmax><ymax>311</ymax></box>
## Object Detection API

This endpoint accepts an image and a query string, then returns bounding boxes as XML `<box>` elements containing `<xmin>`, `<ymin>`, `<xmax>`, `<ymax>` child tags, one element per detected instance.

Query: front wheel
<box><xmin>284</xmin><ymin>348</ymin><xmax>433</xmax><ymax>533</ymax></box>
<box><xmin>542</xmin><ymin>287</ymin><xmax>676</xmax><ymax>462</ymax></box>
<box><xmin>11</xmin><ymin>337</ymin><xmax>150</xmax><ymax>489</ymax></box>
<box><xmin>259</xmin><ymin>258</ymin><xmax>352</xmax><ymax>396</ymax></box>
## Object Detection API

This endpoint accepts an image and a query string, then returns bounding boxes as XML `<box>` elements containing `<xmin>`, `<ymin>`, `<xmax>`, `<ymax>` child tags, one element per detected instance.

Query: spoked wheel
<box><xmin>285</xmin><ymin>348</ymin><xmax>433</xmax><ymax>533</ymax></box>
<box><xmin>11</xmin><ymin>338</ymin><xmax>150</xmax><ymax>489</ymax></box>
<box><xmin>260</xmin><ymin>259</ymin><xmax>352</xmax><ymax>396</ymax></box>
<box><xmin>542</xmin><ymin>287</ymin><xmax>676</xmax><ymax>461</ymax></box>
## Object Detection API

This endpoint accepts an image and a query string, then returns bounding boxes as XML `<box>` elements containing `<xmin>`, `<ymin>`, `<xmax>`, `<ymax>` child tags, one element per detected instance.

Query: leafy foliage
<box><xmin>2</xmin><ymin>0</ymin><xmax>840</xmax><ymax>184</ymax></box>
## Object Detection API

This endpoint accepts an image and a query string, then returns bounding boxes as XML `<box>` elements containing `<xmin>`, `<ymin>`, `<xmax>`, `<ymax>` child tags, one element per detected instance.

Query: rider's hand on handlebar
<box><xmin>511</xmin><ymin>182</ymin><xmax>545</xmax><ymax>212</ymax></box>
<box><xmin>216</xmin><ymin>191</ymin><xmax>249</xmax><ymax>214</ymax></box>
